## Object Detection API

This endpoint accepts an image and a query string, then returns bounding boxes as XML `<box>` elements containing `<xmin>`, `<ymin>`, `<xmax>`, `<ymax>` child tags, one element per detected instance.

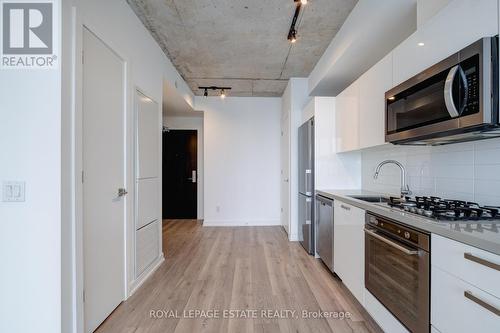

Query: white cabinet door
<box><xmin>136</xmin><ymin>220</ymin><xmax>160</xmax><ymax>277</ymax></box>
<box><xmin>359</xmin><ymin>52</ymin><xmax>393</xmax><ymax>149</ymax></box>
<box><xmin>335</xmin><ymin>81</ymin><xmax>359</xmax><ymax>153</ymax></box>
<box><xmin>432</xmin><ymin>266</ymin><xmax>500</xmax><ymax>333</ymax></box>
<box><xmin>393</xmin><ymin>0</ymin><xmax>498</xmax><ymax>86</ymax></box>
<box><xmin>136</xmin><ymin>178</ymin><xmax>160</xmax><ymax>230</ymax></box>
<box><xmin>137</xmin><ymin>91</ymin><xmax>160</xmax><ymax>179</ymax></box>
<box><xmin>333</xmin><ymin>200</ymin><xmax>365</xmax><ymax>304</ymax></box>
<box><xmin>432</xmin><ymin>234</ymin><xmax>500</xmax><ymax>298</ymax></box>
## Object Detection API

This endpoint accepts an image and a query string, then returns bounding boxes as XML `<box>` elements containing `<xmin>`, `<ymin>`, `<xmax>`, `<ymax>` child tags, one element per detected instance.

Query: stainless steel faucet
<box><xmin>373</xmin><ymin>160</ymin><xmax>411</xmax><ymax>197</ymax></box>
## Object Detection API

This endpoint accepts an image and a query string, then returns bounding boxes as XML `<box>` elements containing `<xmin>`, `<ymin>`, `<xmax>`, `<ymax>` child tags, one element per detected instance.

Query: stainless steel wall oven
<box><xmin>365</xmin><ymin>213</ymin><xmax>430</xmax><ymax>333</ymax></box>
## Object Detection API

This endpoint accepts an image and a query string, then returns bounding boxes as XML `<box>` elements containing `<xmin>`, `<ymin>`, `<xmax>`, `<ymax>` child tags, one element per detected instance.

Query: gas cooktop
<box><xmin>381</xmin><ymin>196</ymin><xmax>500</xmax><ymax>222</ymax></box>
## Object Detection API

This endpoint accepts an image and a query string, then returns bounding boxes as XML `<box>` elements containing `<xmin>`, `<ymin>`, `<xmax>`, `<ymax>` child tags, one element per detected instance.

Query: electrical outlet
<box><xmin>3</xmin><ymin>181</ymin><xmax>25</xmax><ymax>202</ymax></box>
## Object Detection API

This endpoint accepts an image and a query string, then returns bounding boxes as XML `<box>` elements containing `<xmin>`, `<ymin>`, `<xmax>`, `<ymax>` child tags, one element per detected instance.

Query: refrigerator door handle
<box><xmin>305</xmin><ymin>169</ymin><xmax>312</xmax><ymax>195</ymax></box>
<box><xmin>305</xmin><ymin>197</ymin><xmax>312</xmax><ymax>224</ymax></box>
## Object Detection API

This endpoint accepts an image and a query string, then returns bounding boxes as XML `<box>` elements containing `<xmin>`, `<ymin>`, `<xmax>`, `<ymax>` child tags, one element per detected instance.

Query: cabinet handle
<box><xmin>340</xmin><ymin>204</ymin><xmax>351</xmax><ymax>211</ymax></box>
<box><xmin>464</xmin><ymin>291</ymin><xmax>500</xmax><ymax>316</ymax></box>
<box><xmin>464</xmin><ymin>253</ymin><xmax>500</xmax><ymax>271</ymax></box>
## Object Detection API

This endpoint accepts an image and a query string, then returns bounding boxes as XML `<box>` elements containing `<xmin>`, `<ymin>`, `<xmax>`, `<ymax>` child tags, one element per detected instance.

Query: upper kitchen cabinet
<box><xmin>393</xmin><ymin>0</ymin><xmax>499</xmax><ymax>86</ymax></box>
<box><xmin>335</xmin><ymin>80</ymin><xmax>359</xmax><ymax>153</ymax></box>
<box><xmin>358</xmin><ymin>52</ymin><xmax>393</xmax><ymax>150</ymax></box>
<box><xmin>335</xmin><ymin>52</ymin><xmax>393</xmax><ymax>153</ymax></box>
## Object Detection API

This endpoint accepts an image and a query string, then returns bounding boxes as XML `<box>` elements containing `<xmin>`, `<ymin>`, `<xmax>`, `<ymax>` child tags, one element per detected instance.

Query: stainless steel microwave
<box><xmin>385</xmin><ymin>36</ymin><xmax>499</xmax><ymax>145</ymax></box>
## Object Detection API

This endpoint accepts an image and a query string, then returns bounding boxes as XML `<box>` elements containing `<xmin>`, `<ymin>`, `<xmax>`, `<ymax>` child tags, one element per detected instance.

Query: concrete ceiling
<box><xmin>127</xmin><ymin>0</ymin><xmax>358</xmax><ymax>97</ymax></box>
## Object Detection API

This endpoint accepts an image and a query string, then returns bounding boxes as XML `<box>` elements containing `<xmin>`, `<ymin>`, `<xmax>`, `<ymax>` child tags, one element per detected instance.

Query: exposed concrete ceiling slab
<box><xmin>127</xmin><ymin>0</ymin><xmax>358</xmax><ymax>97</ymax></box>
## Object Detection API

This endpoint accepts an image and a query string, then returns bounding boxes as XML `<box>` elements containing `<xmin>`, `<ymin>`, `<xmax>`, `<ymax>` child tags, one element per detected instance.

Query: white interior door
<box><xmin>82</xmin><ymin>28</ymin><xmax>126</xmax><ymax>333</ymax></box>
<box><xmin>280</xmin><ymin>111</ymin><xmax>290</xmax><ymax>235</ymax></box>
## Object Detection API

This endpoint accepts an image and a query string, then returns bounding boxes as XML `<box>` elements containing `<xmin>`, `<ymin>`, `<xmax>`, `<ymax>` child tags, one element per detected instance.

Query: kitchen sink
<box><xmin>347</xmin><ymin>195</ymin><xmax>390</xmax><ymax>203</ymax></box>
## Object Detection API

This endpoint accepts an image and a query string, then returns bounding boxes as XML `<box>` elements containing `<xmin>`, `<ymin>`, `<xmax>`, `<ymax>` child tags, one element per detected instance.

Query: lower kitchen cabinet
<box><xmin>333</xmin><ymin>200</ymin><xmax>365</xmax><ymax>304</ymax></box>
<box><xmin>431</xmin><ymin>234</ymin><xmax>500</xmax><ymax>333</ymax></box>
<box><xmin>431</xmin><ymin>325</ymin><xmax>442</xmax><ymax>333</ymax></box>
<box><xmin>431</xmin><ymin>267</ymin><xmax>500</xmax><ymax>333</ymax></box>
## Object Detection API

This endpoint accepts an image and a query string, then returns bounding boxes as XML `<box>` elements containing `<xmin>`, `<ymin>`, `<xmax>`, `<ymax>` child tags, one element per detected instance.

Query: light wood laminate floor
<box><xmin>95</xmin><ymin>220</ymin><xmax>382</xmax><ymax>333</ymax></box>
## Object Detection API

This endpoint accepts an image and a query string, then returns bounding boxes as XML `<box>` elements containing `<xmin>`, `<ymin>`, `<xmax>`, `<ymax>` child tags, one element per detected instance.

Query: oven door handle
<box><xmin>364</xmin><ymin>228</ymin><xmax>419</xmax><ymax>255</ymax></box>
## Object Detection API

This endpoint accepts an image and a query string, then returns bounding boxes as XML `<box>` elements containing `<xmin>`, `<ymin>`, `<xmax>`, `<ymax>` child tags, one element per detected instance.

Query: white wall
<box><xmin>0</xmin><ymin>3</ymin><xmax>62</xmax><ymax>333</ymax></box>
<box><xmin>195</xmin><ymin>97</ymin><xmax>281</xmax><ymax>226</ymax></box>
<box><xmin>60</xmin><ymin>0</ymin><xmax>194</xmax><ymax>332</ymax></box>
<box><xmin>163</xmin><ymin>116</ymin><xmax>204</xmax><ymax>219</ymax></box>
<box><xmin>308</xmin><ymin>0</ymin><xmax>416</xmax><ymax>96</ymax></box>
<box><xmin>0</xmin><ymin>46</ymin><xmax>62</xmax><ymax>333</ymax></box>
<box><xmin>362</xmin><ymin>138</ymin><xmax>500</xmax><ymax>205</ymax></box>
<box><xmin>282</xmin><ymin>78</ymin><xmax>310</xmax><ymax>240</ymax></box>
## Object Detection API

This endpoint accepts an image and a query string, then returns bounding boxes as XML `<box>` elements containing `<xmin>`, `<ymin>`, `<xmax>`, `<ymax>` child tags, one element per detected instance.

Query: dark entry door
<box><xmin>163</xmin><ymin>130</ymin><xmax>197</xmax><ymax>219</ymax></box>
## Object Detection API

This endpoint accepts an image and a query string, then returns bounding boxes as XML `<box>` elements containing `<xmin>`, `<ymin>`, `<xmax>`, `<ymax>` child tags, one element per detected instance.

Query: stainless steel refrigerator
<box><xmin>298</xmin><ymin>117</ymin><xmax>314</xmax><ymax>255</ymax></box>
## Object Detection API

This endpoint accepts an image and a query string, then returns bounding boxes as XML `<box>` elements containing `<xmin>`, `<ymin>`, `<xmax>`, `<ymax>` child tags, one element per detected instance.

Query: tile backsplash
<box><xmin>361</xmin><ymin>137</ymin><xmax>500</xmax><ymax>206</ymax></box>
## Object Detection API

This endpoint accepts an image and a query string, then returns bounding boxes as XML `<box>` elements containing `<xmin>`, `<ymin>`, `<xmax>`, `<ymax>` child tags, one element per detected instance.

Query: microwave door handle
<box><xmin>458</xmin><ymin>66</ymin><xmax>468</xmax><ymax>114</ymax></box>
<box><xmin>444</xmin><ymin>65</ymin><xmax>461</xmax><ymax>118</ymax></box>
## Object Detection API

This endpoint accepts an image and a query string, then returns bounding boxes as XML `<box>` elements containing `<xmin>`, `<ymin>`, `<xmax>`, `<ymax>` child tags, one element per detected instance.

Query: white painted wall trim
<box><xmin>128</xmin><ymin>254</ymin><xmax>164</xmax><ymax>296</ymax></box>
<box><xmin>203</xmin><ymin>219</ymin><xmax>281</xmax><ymax>227</ymax></box>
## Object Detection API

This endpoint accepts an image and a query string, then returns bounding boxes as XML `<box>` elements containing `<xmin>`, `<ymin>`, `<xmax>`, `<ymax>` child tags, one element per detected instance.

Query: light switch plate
<box><xmin>2</xmin><ymin>181</ymin><xmax>25</xmax><ymax>202</ymax></box>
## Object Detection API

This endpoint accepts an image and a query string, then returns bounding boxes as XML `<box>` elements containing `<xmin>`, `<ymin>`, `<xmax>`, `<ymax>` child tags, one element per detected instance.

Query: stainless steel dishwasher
<box><xmin>315</xmin><ymin>194</ymin><xmax>334</xmax><ymax>272</ymax></box>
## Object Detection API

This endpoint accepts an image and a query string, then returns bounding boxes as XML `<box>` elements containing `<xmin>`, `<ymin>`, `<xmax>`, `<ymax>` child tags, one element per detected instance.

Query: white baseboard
<box><xmin>288</xmin><ymin>233</ymin><xmax>299</xmax><ymax>241</ymax></box>
<box><xmin>128</xmin><ymin>253</ymin><xmax>164</xmax><ymax>297</ymax></box>
<box><xmin>203</xmin><ymin>219</ymin><xmax>280</xmax><ymax>227</ymax></box>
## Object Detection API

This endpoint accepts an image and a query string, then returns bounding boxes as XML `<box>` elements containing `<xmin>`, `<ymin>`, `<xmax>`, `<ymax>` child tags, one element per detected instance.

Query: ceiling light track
<box><xmin>288</xmin><ymin>1</ymin><xmax>308</xmax><ymax>43</ymax></box>
<box><xmin>199</xmin><ymin>86</ymin><xmax>232</xmax><ymax>98</ymax></box>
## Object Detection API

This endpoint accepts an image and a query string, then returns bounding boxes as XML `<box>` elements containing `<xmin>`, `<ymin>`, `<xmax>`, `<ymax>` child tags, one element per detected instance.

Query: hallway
<box><xmin>95</xmin><ymin>221</ymin><xmax>381</xmax><ymax>333</ymax></box>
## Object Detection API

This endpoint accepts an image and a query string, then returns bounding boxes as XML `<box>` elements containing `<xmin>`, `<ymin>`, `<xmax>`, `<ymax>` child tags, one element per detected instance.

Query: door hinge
<box><xmin>81</xmin><ymin>170</ymin><xmax>84</xmax><ymax>183</ymax></box>
<box><xmin>83</xmin><ymin>289</ymin><xmax>86</xmax><ymax>303</ymax></box>
<box><xmin>81</xmin><ymin>51</ymin><xmax>84</xmax><ymax>64</ymax></box>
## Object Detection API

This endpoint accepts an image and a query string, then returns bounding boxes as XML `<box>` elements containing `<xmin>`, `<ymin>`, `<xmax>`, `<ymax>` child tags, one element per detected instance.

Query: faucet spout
<box><xmin>373</xmin><ymin>160</ymin><xmax>411</xmax><ymax>197</ymax></box>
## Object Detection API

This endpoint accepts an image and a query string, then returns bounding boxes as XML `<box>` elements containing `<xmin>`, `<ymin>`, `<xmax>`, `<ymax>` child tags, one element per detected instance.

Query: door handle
<box><xmin>118</xmin><ymin>188</ymin><xmax>128</xmax><ymax>197</ymax></box>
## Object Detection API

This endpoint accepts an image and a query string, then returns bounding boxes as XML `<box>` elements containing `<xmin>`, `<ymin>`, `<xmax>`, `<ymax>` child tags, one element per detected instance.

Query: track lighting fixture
<box><xmin>289</xmin><ymin>29</ymin><xmax>297</xmax><ymax>43</ymax></box>
<box><xmin>288</xmin><ymin>1</ymin><xmax>305</xmax><ymax>43</ymax></box>
<box><xmin>199</xmin><ymin>86</ymin><xmax>232</xmax><ymax>98</ymax></box>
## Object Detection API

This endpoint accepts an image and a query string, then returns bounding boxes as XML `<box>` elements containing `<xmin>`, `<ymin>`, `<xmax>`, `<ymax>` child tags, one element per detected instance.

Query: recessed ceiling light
<box><xmin>220</xmin><ymin>89</ymin><xmax>226</xmax><ymax>99</ymax></box>
<box><xmin>418</xmin><ymin>42</ymin><xmax>425</xmax><ymax>46</ymax></box>
<box><xmin>301</xmin><ymin>0</ymin><xmax>308</xmax><ymax>4</ymax></box>
<box><xmin>388</xmin><ymin>96</ymin><xmax>396</xmax><ymax>101</ymax></box>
